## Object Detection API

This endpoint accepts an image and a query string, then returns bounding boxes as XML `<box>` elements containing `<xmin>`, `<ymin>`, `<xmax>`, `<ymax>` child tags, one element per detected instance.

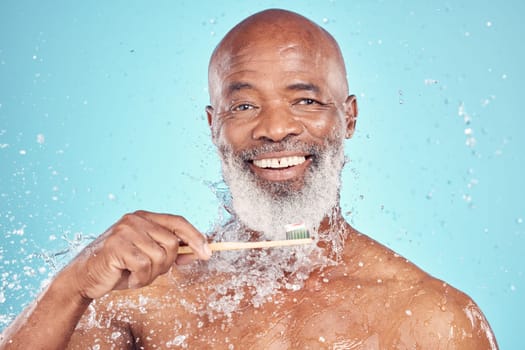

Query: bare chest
<box><xmin>129</xmin><ymin>276</ymin><xmax>398</xmax><ymax>349</ymax></box>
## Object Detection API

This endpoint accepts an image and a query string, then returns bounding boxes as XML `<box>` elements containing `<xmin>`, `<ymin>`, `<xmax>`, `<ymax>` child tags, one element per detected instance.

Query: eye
<box><xmin>296</xmin><ymin>98</ymin><xmax>319</xmax><ymax>105</ymax></box>
<box><xmin>232</xmin><ymin>103</ymin><xmax>256</xmax><ymax>112</ymax></box>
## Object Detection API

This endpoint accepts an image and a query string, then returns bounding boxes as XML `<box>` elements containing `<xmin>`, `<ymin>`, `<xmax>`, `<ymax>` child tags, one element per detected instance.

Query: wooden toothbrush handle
<box><xmin>177</xmin><ymin>238</ymin><xmax>313</xmax><ymax>254</ymax></box>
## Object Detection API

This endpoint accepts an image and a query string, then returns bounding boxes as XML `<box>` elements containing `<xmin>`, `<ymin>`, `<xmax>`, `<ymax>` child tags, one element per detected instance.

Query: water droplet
<box><xmin>405</xmin><ymin>309</ymin><xmax>412</xmax><ymax>316</ymax></box>
<box><xmin>36</xmin><ymin>133</ymin><xmax>45</xmax><ymax>144</ymax></box>
<box><xmin>111</xmin><ymin>331</ymin><xmax>122</xmax><ymax>340</ymax></box>
<box><xmin>424</xmin><ymin>79</ymin><xmax>438</xmax><ymax>85</ymax></box>
<box><xmin>486</xmin><ymin>21</ymin><xmax>492</xmax><ymax>27</ymax></box>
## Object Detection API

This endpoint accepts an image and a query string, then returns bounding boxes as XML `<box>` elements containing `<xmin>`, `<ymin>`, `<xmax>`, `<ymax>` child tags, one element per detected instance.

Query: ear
<box><xmin>206</xmin><ymin>105</ymin><xmax>214</xmax><ymax>128</ymax></box>
<box><xmin>343</xmin><ymin>95</ymin><xmax>358</xmax><ymax>139</ymax></box>
<box><xmin>206</xmin><ymin>105</ymin><xmax>218</xmax><ymax>144</ymax></box>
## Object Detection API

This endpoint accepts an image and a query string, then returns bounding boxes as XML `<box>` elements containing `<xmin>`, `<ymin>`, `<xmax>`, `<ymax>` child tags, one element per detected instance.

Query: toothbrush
<box><xmin>177</xmin><ymin>223</ymin><xmax>313</xmax><ymax>254</ymax></box>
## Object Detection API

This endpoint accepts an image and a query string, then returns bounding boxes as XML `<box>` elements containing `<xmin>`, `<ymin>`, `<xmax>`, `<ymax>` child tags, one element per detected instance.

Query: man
<box><xmin>0</xmin><ymin>9</ymin><xmax>497</xmax><ymax>349</ymax></box>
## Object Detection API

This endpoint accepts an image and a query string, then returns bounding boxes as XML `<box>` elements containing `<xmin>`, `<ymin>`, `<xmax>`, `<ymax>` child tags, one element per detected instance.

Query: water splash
<box><xmin>0</xmin><ymin>232</ymin><xmax>96</xmax><ymax>329</ymax></box>
<box><xmin>174</xmin><ymin>211</ymin><xmax>347</xmax><ymax>323</ymax></box>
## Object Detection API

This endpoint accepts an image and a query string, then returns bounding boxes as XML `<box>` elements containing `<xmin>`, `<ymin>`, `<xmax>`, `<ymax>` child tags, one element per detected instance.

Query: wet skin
<box><xmin>68</xmin><ymin>224</ymin><xmax>496</xmax><ymax>349</ymax></box>
<box><xmin>66</xmin><ymin>11</ymin><xmax>495</xmax><ymax>350</ymax></box>
<box><xmin>0</xmin><ymin>9</ymin><xmax>497</xmax><ymax>350</ymax></box>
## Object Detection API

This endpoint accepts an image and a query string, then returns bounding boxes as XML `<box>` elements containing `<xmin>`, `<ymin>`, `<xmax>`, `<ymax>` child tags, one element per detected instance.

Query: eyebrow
<box><xmin>286</xmin><ymin>82</ymin><xmax>320</xmax><ymax>93</ymax></box>
<box><xmin>225</xmin><ymin>81</ymin><xmax>321</xmax><ymax>96</ymax></box>
<box><xmin>226</xmin><ymin>82</ymin><xmax>254</xmax><ymax>95</ymax></box>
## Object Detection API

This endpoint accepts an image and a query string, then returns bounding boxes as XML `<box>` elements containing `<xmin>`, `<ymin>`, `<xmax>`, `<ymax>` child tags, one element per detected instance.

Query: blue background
<box><xmin>1</xmin><ymin>1</ymin><xmax>523</xmax><ymax>348</ymax></box>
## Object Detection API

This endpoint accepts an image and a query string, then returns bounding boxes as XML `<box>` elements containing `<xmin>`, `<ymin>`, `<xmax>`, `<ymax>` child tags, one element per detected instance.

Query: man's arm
<box><xmin>0</xmin><ymin>211</ymin><xmax>211</xmax><ymax>350</ymax></box>
<box><xmin>0</xmin><ymin>267</ymin><xmax>91</xmax><ymax>350</ymax></box>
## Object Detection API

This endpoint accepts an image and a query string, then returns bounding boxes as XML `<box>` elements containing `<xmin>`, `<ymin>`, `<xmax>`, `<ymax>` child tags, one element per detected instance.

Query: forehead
<box><xmin>208</xmin><ymin>16</ymin><xmax>349</xmax><ymax>102</ymax></box>
<box><xmin>212</xmin><ymin>40</ymin><xmax>338</xmax><ymax>96</ymax></box>
<box><xmin>228</xmin><ymin>39</ymin><xmax>325</xmax><ymax>66</ymax></box>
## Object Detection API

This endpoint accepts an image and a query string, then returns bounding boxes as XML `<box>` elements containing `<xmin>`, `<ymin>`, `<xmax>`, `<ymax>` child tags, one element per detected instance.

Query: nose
<box><xmin>251</xmin><ymin>105</ymin><xmax>303</xmax><ymax>142</ymax></box>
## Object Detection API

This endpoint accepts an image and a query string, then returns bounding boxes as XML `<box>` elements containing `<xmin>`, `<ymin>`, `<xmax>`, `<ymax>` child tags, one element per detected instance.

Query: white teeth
<box><xmin>253</xmin><ymin>156</ymin><xmax>306</xmax><ymax>169</ymax></box>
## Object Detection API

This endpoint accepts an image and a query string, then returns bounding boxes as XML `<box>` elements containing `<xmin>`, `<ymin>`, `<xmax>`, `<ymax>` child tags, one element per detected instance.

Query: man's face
<box><xmin>207</xmin><ymin>34</ymin><xmax>357</xmax><ymax>238</ymax></box>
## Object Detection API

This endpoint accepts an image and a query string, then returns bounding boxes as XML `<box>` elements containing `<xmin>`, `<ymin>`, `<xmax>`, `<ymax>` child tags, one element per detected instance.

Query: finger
<box><xmin>134</xmin><ymin>211</ymin><xmax>212</xmax><ymax>260</ymax></box>
<box><xmin>126</xmin><ymin>215</ymin><xmax>179</xmax><ymax>276</ymax></box>
<box><xmin>175</xmin><ymin>252</ymin><xmax>198</xmax><ymax>266</ymax></box>
<box><xmin>108</xmin><ymin>240</ymin><xmax>153</xmax><ymax>289</ymax></box>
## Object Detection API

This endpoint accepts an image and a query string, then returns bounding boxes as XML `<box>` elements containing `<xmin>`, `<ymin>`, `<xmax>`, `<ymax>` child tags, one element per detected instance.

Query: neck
<box><xmin>314</xmin><ymin>206</ymin><xmax>352</xmax><ymax>258</ymax></box>
<box><xmin>317</xmin><ymin>206</ymin><xmax>346</xmax><ymax>234</ymax></box>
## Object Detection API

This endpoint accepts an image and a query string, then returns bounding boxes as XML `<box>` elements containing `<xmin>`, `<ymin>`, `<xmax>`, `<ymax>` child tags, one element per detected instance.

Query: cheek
<box><xmin>215</xmin><ymin>118</ymin><xmax>254</xmax><ymax>151</ymax></box>
<box><xmin>306</xmin><ymin>118</ymin><xmax>333</xmax><ymax>137</ymax></box>
<box><xmin>303</xmin><ymin>111</ymin><xmax>344</xmax><ymax>141</ymax></box>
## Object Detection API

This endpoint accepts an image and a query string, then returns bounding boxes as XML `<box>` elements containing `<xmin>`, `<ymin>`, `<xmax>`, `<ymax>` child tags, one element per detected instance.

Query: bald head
<box><xmin>208</xmin><ymin>9</ymin><xmax>349</xmax><ymax>105</ymax></box>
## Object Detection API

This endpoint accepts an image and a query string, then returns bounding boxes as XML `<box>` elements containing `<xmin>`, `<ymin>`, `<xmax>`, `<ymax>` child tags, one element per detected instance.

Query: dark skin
<box><xmin>0</xmin><ymin>9</ymin><xmax>497</xmax><ymax>350</ymax></box>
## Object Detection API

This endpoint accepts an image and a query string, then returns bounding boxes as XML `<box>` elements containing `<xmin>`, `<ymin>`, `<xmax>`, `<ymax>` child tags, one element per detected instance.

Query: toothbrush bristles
<box><xmin>285</xmin><ymin>223</ymin><xmax>310</xmax><ymax>240</ymax></box>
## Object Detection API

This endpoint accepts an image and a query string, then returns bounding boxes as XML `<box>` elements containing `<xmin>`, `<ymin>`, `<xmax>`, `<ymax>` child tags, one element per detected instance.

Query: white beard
<box><xmin>216</xmin><ymin>135</ymin><xmax>346</xmax><ymax>241</ymax></box>
<box><xmin>176</xmin><ymin>126</ymin><xmax>348</xmax><ymax>321</ymax></box>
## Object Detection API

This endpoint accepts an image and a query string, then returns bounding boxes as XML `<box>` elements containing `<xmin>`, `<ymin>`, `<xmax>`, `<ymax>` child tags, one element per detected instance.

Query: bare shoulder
<box><xmin>343</xmin><ymin>230</ymin><xmax>498</xmax><ymax>349</ymax></box>
<box><xmin>396</xmin><ymin>277</ymin><xmax>498</xmax><ymax>349</ymax></box>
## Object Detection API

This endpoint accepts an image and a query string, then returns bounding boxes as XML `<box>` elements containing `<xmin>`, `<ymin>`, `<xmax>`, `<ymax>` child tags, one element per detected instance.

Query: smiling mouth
<box><xmin>252</xmin><ymin>155</ymin><xmax>307</xmax><ymax>169</ymax></box>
